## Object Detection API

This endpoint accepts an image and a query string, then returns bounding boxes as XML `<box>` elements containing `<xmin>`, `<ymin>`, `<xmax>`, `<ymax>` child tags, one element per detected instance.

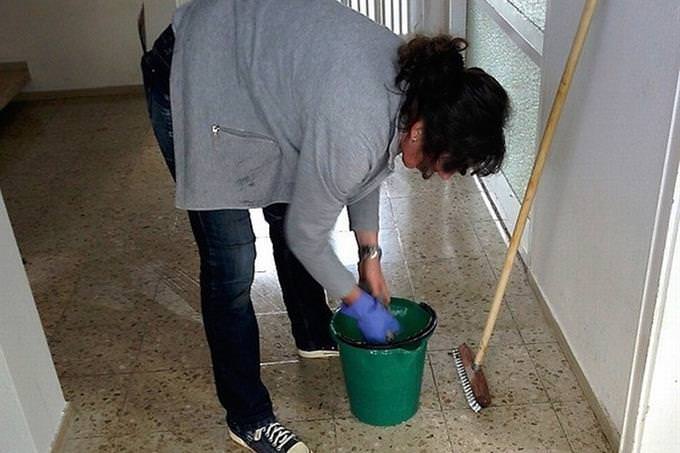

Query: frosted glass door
<box><xmin>466</xmin><ymin>0</ymin><xmax>546</xmax><ymax>200</ymax></box>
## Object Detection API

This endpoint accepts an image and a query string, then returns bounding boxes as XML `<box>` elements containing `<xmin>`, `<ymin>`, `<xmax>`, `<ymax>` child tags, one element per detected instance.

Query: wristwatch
<box><xmin>358</xmin><ymin>245</ymin><xmax>382</xmax><ymax>261</ymax></box>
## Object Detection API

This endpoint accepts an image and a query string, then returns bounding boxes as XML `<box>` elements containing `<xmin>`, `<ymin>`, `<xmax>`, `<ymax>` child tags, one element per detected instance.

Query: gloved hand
<box><xmin>339</xmin><ymin>290</ymin><xmax>400</xmax><ymax>344</ymax></box>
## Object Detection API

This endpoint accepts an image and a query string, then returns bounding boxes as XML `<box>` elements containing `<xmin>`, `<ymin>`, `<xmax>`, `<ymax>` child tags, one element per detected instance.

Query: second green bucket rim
<box><xmin>331</xmin><ymin>301</ymin><xmax>438</xmax><ymax>350</ymax></box>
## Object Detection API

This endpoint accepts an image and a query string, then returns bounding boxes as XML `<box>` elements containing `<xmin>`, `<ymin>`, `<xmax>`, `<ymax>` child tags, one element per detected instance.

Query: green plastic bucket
<box><xmin>330</xmin><ymin>297</ymin><xmax>437</xmax><ymax>426</ymax></box>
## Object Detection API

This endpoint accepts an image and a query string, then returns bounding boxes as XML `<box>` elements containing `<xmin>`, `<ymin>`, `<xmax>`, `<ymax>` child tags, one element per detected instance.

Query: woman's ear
<box><xmin>408</xmin><ymin>119</ymin><xmax>425</xmax><ymax>143</ymax></box>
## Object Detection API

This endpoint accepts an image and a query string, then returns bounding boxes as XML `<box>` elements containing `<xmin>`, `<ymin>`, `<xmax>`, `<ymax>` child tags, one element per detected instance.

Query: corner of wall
<box><xmin>525</xmin><ymin>267</ymin><xmax>621</xmax><ymax>451</ymax></box>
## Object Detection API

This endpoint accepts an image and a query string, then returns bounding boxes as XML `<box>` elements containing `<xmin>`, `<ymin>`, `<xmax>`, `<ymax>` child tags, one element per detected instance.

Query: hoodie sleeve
<box><xmin>285</xmin><ymin>115</ymin><xmax>372</xmax><ymax>298</ymax></box>
<box><xmin>347</xmin><ymin>187</ymin><xmax>380</xmax><ymax>232</ymax></box>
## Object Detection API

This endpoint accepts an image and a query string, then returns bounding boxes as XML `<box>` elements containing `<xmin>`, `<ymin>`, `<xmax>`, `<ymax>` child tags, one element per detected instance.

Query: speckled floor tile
<box><xmin>381</xmin><ymin>260</ymin><xmax>415</xmax><ymax>300</ymax></box>
<box><xmin>428</xmin><ymin>351</ymin><xmax>469</xmax><ymax>410</ymax></box>
<box><xmin>21</xmin><ymin>247</ymin><xmax>82</xmax><ymax>286</ymax></box>
<box><xmin>345</xmin><ymin>259</ymin><xmax>414</xmax><ymax>301</ymax></box>
<box><xmin>430</xmin><ymin>342</ymin><xmax>548</xmax><ymax>409</ymax></box>
<box><xmin>30</xmin><ymin>276</ymin><xmax>76</xmax><ymax>332</ymax></box>
<box><xmin>135</xmin><ymin>318</ymin><xmax>211</xmax><ymax>372</ymax></box>
<box><xmin>335</xmin><ymin>408</ymin><xmax>453</xmax><ymax>452</ymax></box>
<box><xmin>379</xmin><ymin>196</ymin><xmax>397</xmax><ymax>230</ymax></box>
<box><xmin>454</xmin><ymin>192</ymin><xmax>501</xmax><ymax>223</ymax></box>
<box><xmin>47</xmin><ymin>323</ymin><xmax>145</xmax><ymax>377</ymax></box>
<box><xmin>428</xmin><ymin>305</ymin><xmax>521</xmax><ymax>351</ymax></box>
<box><xmin>407</xmin><ymin>259</ymin><xmax>522</xmax><ymax>349</ymax></box>
<box><xmin>485</xmin><ymin>253</ymin><xmax>534</xmax><ymax>297</ymax></box>
<box><xmin>60</xmin><ymin>374</ymin><xmax>130</xmax><ymax>437</ymax></box>
<box><xmin>257</xmin><ymin>313</ymin><xmax>298</xmax><ymax>362</ymax></box>
<box><xmin>445</xmin><ymin>404</ymin><xmax>571</xmax><ymax>452</ymax></box>
<box><xmin>502</xmin><ymin>270</ymin><xmax>535</xmax><ymax>297</ymax></box>
<box><xmin>528</xmin><ymin>343</ymin><xmax>585</xmax><ymax>403</ymax></box>
<box><xmin>427</xmin><ymin>312</ymin><xmax>524</xmax><ymax>352</ymax></box>
<box><xmin>59</xmin><ymin>258</ymin><xmax>162</xmax><ymax>329</ymax></box>
<box><xmin>329</xmin><ymin>355</ymin><xmax>441</xmax><ymax>418</ymax></box>
<box><xmin>471</xmin><ymin>220</ymin><xmax>509</xmax><ymax>254</ymax></box>
<box><xmin>118</xmin><ymin>368</ymin><xmax>224</xmax><ymax>434</ymax></box>
<box><xmin>63</xmin><ymin>428</ymin><xmax>228</xmax><ymax>453</ymax></box>
<box><xmin>250</xmin><ymin>208</ymin><xmax>271</xmax><ymax>238</ymax></box>
<box><xmin>391</xmin><ymin>190</ymin><xmax>497</xmax><ymax>228</ymax></box>
<box><xmin>261</xmin><ymin>360</ymin><xmax>334</xmax><ymax>422</ymax></box>
<box><xmin>255</xmin><ymin>237</ymin><xmax>277</xmax><ymax>272</ymax></box>
<box><xmin>398</xmin><ymin>223</ymin><xmax>486</xmax><ymax>264</ymax></box>
<box><xmin>385</xmin><ymin>160</ymin><xmax>479</xmax><ymax>199</ymax></box>
<box><xmin>390</xmin><ymin>195</ymin><xmax>460</xmax><ymax>237</ymax></box>
<box><xmin>151</xmin><ymin>278</ymin><xmax>202</xmax><ymax>324</ymax></box>
<box><xmin>409</xmin><ymin>258</ymin><xmax>497</xmax><ymax>305</ymax></box>
<box><xmin>283</xmin><ymin>418</ymin><xmax>337</xmax><ymax>453</ymax></box>
<box><xmin>554</xmin><ymin>401</ymin><xmax>613</xmax><ymax>452</ymax></box>
<box><xmin>506</xmin><ymin>293</ymin><xmax>557</xmax><ymax>344</ymax></box>
<box><xmin>252</xmin><ymin>271</ymin><xmax>287</xmax><ymax>314</ymax></box>
<box><xmin>331</xmin><ymin>228</ymin><xmax>404</xmax><ymax>265</ymax></box>
<box><xmin>485</xmin><ymin>250</ymin><xmax>531</xmax><ymax>284</ymax></box>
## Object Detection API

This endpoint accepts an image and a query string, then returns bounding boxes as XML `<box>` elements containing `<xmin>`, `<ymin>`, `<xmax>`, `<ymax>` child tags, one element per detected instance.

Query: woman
<box><xmin>142</xmin><ymin>1</ymin><xmax>508</xmax><ymax>451</ymax></box>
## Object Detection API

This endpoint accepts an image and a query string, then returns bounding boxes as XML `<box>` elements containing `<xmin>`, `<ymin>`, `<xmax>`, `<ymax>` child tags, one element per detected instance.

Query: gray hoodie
<box><xmin>171</xmin><ymin>0</ymin><xmax>403</xmax><ymax>297</ymax></box>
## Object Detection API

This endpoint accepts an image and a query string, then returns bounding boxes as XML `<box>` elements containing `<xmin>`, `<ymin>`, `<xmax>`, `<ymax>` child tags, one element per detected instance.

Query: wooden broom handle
<box><xmin>474</xmin><ymin>0</ymin><xmax>599</xmax><ymax>367</ymax></box>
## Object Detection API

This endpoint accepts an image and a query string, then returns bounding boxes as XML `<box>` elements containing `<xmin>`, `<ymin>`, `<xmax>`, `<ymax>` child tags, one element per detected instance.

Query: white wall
<box><xmin>0</xmin><ymin>191</ymin><xmax>66</xmax><ymax>453</ymax></box>
<box><xmin>411</xmin><ymin>0</ymin><xmax>450</xmax><ymax>34</ymax></box>
<box><xmin>531</xmin><ymin>0</ymin><xmax>680</xmax><ymax>434</ymax></box>
<box><xmin>0</xmin><ymin>0</ymin><xmax>176</xmax><ymax>92</ymax></box>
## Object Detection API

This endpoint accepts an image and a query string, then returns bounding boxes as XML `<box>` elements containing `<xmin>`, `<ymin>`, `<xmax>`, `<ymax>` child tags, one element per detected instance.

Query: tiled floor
<box><xmin>0</xmin><ymin>95</ymin><xmax>612</xmax><ymax>452</ymax></box>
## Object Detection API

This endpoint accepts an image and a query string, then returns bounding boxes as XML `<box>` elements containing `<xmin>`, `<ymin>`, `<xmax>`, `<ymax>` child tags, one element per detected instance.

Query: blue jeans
<box><xmin>141</xmin><ymin>26</ymin><xmax>333</xmax><ymax>430</ymax></box>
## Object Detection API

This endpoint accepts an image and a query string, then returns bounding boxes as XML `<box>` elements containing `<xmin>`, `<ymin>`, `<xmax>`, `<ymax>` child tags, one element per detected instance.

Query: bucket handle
<box><xmin>333</xmin><ymin>303</ymin><xmax>438</xmax><ymax>350</ymax></box>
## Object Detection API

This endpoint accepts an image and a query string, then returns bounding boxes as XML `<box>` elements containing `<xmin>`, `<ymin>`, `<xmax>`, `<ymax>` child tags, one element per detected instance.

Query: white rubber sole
<box><xmin>228</xmin><ymin>429</ymin><xmax>313</xmax><ymax>453</ymax></box>
<box><xmin>228</xmin><ymin>429</ymin><xmax>256</xmax><ymax>452</ymax></box>
<box><xmin>296</xmin><ymin>349</ymin><xmax>339</xmax><ymax>359</ymax></box>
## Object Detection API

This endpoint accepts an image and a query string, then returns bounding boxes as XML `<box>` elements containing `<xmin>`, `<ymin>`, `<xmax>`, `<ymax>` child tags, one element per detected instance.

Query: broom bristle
<box><xmin>453</xmin><ymin>343</ymin><xmax>491</xmax><ymax>411</ymax></box>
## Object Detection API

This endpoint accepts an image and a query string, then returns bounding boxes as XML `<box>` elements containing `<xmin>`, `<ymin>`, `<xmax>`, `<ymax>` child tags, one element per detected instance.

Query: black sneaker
<box><xmin>297</xmin><ymin>343</ymin><xmax>339</xmax><ymax>359</ymax></box>
<box><xmin>228</xmin><ymin>421</ymin><xmax>311</xmax><ymax>453</ymax></box>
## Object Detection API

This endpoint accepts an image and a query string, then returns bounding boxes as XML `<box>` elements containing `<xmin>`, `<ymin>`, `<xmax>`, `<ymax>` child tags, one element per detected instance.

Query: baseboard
<box><xmin>0</xmin><ymin>61</ymin><xmax>29</xmax><ymax>72</ymax></box>
<box><xmin>15</xmin><ymin>84</ymin><xmax>144</xmax><ymax>102</ymax></box>
<box><xmin>50</xmin><ymin>402</ymin><xmax>75</xmax><ymax>453</ymax></box>
<box><xmin>525</xmin><ymin>271</ymin><xmax>621</xmax><ymax>451</ymax></box>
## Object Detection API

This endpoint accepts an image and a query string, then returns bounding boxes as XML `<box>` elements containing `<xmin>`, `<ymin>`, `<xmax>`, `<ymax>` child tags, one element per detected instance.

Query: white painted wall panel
<box><xmin>0</xmin><ymin>0</ymin><xmax>176</xmax><ymax>92</ymax></box>
<box><xmin>532</xmin><ymin>0</ymin><xmax>680</xmax><ymax>432</ymax></box>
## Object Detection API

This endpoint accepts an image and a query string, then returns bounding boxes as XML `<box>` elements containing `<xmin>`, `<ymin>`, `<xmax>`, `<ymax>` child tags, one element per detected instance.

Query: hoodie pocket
<box><xmin>209</xmin><ymin>124</ymin><xmax>283</xmax><ymax>199</ymax></box>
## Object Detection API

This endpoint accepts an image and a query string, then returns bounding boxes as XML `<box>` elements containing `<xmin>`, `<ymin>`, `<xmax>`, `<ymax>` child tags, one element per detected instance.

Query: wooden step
<box><xmin>0</xmin><ymin>62</ymin><xmax>30</xmax><ymax>110</ymax></box>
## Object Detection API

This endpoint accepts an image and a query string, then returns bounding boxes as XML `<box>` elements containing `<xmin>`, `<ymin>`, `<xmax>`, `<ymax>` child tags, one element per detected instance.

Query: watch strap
<box><xmin>358</xmin><ymin>245</ymin><xmax>382</xmax><ymax>261</ymax></box>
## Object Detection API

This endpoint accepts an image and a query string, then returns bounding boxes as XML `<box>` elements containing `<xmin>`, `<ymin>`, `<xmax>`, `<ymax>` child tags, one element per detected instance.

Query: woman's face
<box><xmin>400</xmin><ymin>121</ymin><xmax>455</xmax><ymax>181</ymax></box>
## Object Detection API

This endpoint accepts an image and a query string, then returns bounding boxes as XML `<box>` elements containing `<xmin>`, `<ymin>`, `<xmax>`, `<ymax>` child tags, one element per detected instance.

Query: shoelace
<box><xmin>253</xmin><ymin>422</ymin><xmax>295</xmax><ymax>450</ymax></box>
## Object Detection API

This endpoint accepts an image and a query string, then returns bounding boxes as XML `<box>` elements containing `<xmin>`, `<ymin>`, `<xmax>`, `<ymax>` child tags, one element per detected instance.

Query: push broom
<box><xmin>453</xmin><ymin>0</ymin><xmax>600</xmax><ymax>412</ymax></box>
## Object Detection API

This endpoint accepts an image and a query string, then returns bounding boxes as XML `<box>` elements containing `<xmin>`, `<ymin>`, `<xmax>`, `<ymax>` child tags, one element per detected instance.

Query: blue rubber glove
<box><xmin>339</xmin><ymin>290</ymin><xmax>400</xmax><ymax>344</ymax></box>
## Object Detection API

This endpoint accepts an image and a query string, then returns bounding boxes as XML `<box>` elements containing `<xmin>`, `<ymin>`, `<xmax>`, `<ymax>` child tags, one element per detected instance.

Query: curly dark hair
<box><xmin>396</xmin><ymin>35</ymin><xmax>510</xmax><ymax>176</ymax></box>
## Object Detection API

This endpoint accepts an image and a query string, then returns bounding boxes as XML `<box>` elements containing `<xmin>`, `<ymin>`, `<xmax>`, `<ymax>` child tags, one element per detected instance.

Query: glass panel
<box><xmin>466</xmin><ymin>1</ymin><xmax>542</xmax><ymax>198</ymax></box>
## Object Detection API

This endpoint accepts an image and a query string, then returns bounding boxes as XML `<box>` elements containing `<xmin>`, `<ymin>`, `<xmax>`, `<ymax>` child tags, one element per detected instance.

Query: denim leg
<box><xmin>141</xmin><ymin>53</ymin><xmax>175</xmax><ymax>178</ymax></box>
<box><xmin>142</xmin><ymin>38</ymin><xmax>274</xmax><ymax>429</ymax></box>
<box><xmin>263</xmin><ymin>204</ymin><xmax>334</xmax><ymax>349</ymax></box>
<box><xmin>189</xmin><ymin>209</ymin><xmax>274</xmax><ymax>429</ymax></box>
